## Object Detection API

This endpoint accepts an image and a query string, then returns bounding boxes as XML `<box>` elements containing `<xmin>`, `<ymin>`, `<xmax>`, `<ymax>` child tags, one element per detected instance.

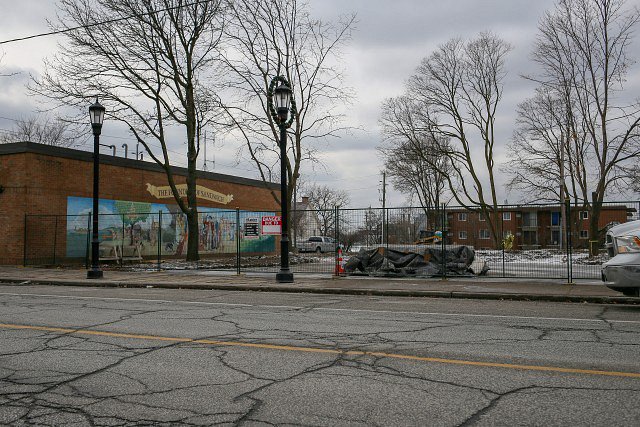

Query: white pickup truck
<box><xmin>602</xmin><ymin>219</ymin><xmax>640</xmax><ymax>297</ymax></box>
<box><xmin>298</xmin><ymin>236</ymin><xmax>337</xmax><ymax>253</ymax></box>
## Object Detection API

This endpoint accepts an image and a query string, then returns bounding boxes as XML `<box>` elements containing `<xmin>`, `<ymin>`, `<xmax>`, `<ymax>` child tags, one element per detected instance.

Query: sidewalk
<box><xmin>0</xmin><ymin>266</ymin><xmax>637</xmax><ymax>304</ymax></box>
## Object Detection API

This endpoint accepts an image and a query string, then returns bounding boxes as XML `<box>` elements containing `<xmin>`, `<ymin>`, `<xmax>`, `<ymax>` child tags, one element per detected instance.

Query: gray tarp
<box><xmin>344</xmin><ymin>245</ymin><xmax>486</xmax><ymax>277</ymax></box>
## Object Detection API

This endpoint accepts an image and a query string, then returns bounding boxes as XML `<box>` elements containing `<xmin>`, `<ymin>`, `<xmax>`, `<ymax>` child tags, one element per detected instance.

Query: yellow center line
<box><xmin>1</xmin><ymin>322</ymin><xmax>639</xmax><ymax>379</ymax></box>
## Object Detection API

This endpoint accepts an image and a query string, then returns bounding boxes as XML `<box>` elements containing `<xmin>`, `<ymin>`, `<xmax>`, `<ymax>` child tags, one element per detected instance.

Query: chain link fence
<box><xmin>22</xmin><ymin>201</ymin><xmax>640</xmax><ymax>280</ymax></box>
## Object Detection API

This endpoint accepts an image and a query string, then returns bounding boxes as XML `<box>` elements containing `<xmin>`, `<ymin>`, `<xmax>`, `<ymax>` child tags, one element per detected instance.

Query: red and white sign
<box><xmin>261</xmin><ymin>216</ymin><xmax>282</xmax><ymax>235</ymax></box>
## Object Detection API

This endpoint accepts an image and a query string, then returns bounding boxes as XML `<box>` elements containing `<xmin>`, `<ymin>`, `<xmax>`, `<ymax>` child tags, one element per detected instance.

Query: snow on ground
<box><xmin>109</xmin><ymin>247</ymin><xmax>609</xmax><ymax>277</ymax></box>
<box><xmin>476</xmin><ymin>249</ymin><xmax>609</xmax><ymax>265</ymax></box>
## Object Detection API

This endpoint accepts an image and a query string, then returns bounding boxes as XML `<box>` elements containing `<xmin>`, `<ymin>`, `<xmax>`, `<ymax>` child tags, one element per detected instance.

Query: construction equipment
<box><xmin>414</xmin><ymin>230</ymin><xmax>442</xmax><ymax>245</ymax></box>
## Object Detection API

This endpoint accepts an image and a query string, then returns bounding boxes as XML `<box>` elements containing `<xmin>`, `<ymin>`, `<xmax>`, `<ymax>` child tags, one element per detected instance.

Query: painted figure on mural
<box><xmin>199</xmin><ymin>218</ymin><xmax>207</xmax><ymax>251</ymax></box>
<box><xmin>202</xmin><ymin>215</ymin><xmax>213</xmax><ymax>251</ymax></box>
<box><xmin>175</xmin><ymin>214</ymin><xmax>188</xmax><ymax>256</ymax></box>
<box><xmin>213</xmin><ymin>218</ymin><xmax>220</xmax><ymax>250</ymax></box>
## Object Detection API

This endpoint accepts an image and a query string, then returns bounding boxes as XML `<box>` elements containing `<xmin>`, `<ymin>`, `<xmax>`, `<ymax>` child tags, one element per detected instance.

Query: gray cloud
<box><xmin>2</xmin><ymin>0</ymin><xmax>640</xmax><ymax>207</ymax></box>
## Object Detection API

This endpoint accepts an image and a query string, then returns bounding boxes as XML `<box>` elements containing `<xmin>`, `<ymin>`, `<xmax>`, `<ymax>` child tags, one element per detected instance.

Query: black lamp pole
<box><xmin>87</xmin><ymin>98</ymin><xmax>105</xmax><ymax>279</ymax></box>
<box><xmin>270</xmin><ymin>77</ymin><xmax>295</xmax><ymax>283</ymax></box>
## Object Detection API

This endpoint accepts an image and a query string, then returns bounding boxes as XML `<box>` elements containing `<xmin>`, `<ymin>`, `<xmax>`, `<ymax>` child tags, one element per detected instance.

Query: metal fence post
<box><xmin>85</xmin><ymin>213</ymin><xmax>91</xmax><ymax>269</ymax></box>
<box><xmin>157</xmin><ymin>211</ymin><xmax>162</xmax><ymax>271</ymax></box>
<box><xmin>293</xmin><ymin>204</ymin><xmax>297</xmax><ymax>252</ymax></box>
<box><xmin>236</xmin><ymin>208</ymin><xmax>241</xmax><ymax>275</ymax></box>
<box><xmin>385</xmin><ymin>208</ymin><xmax>389</xmax><ymax>251</ymax></box>
<box><xmin>501</xmin><ymin>211</ymin><xmax>505</xmax><ymax>278</ymax></box>
<box><xmin>334</xmin><ymin>205</ymin><xmax>339</xmax><ymax>276</ymax></box>
<box><xmin>121</xmin><ymin>214</ymin><xmax>125</xmax><ymax>264</ymax></box>
<box><xmin>335</xmin><ymin>205</ymin><xmax>340</xmax><ymax>245</ymax></box>
<box><xmin>565</xmin><ymin>198</ymin><xmax>574</xmax><ymax>284</ymax></box>
<box><xmin>441</xmin><ymin>203</ymin><xmax>447</xmax><ymax>280</ymax></box>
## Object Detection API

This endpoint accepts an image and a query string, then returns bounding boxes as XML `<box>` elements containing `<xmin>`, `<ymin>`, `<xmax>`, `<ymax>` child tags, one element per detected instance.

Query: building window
<box><xmin>478</xmin><ymin>213</ymin><xmax>486</xmax><ymax>221</ymax></box>
<box><xmin>479</xmin><ymin>229</ymin><xmax>490</xmax><ymax>239</ymax></box>
<box><xmin>580</xmin><ymin>211</ymin><xmax>589</xmax><ymax>220</ymax></box>
<box><xmin>522</xmin><ymin>211</ymin><xmax>537</xmax><ymax>227</ymax></box>
<box><xmin>458</xmin><ymin>212</ymin><xmax>467</xmax><ymax>221</ymax></box>
<box><xmin>580</xmin><ymin>230</ymin><xmax>589</xmax><ymax>239</ymax></box>
<box><xmin>551</xmin><ymin>211</ymin><xmax>560</xmax><ymax>226</ymax></box>
<box><xmin>503</xmin><ymin>212</ymin><xmax>511</xmax><ymax>221</ymax></box>
<box><xmin>458</xmin><ymin>230</ymin><xmax>467</xmax><ymax>240</ymax></box>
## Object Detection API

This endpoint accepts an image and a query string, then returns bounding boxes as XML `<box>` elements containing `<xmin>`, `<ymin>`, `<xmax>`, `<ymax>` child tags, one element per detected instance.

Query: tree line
<box><xmin>5</xmin><ymin>0</ymin><xmax>355</xmax><ymax>261</ymax></box>
<box><xmin>379</xmin><ymin>0</ymin><xmax>640</xmax><ymax>255</ymax></box>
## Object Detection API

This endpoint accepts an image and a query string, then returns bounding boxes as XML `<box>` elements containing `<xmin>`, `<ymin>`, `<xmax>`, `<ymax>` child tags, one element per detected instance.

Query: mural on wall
<box><xmin>65</xmin><ymin>196</ymin><xmax>275</xmax><ymax>258</ymax></box>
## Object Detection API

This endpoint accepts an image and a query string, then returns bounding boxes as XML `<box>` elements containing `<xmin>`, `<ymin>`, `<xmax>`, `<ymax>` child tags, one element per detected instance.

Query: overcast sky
<box><xmin>1</xmin><ymin>0</ymin><xmax>639</xmax><ymax>207</ymax></box>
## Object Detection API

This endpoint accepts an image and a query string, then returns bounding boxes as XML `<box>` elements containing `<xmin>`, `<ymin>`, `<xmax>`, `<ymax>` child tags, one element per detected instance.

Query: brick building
<box><xmin>0</xmin><ymin>142</ymin><xmax>280</xmax><ymax>264</ymax></box>
<box><xmin>445</xmin><ymin>205</ymin><xmax>635</xmax><ymax>250</ymax></box>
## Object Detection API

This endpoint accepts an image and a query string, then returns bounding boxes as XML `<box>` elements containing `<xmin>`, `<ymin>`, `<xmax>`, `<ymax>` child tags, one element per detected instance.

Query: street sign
<box><xmin>261</xmin><ymin>215</ymin><xmax>282</xmax><ymax>235</ymax></box>
<box><xmin>244</xmin><ymin>217</ymin><xmax>259</xmax><ymax>239</ymax></box>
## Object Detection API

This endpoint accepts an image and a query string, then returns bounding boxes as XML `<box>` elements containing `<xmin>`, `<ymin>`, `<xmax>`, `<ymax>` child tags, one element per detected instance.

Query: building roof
<box><xmin>0</xmin><ymin>141</ymin><xmax>279</xmax><ymax>190</ymax></box>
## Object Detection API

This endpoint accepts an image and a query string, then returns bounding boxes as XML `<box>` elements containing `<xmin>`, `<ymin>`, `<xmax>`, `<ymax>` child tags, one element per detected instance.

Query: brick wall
<box><xmin>0</xmin><ymin>154</ymin><xmax>28</xmax><ymax>264</ymax></box>
<box><xmin>0</xmin><ymin>143</ymin><xmax>280</xmax><ymax>264</ymax></box>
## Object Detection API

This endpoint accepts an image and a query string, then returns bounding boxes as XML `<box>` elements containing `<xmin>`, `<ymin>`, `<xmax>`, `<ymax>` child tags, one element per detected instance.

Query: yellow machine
<box><xmin>414</xmin><ymin>230</ymin><xmax>442</xmax><ymax>245</ymax></box>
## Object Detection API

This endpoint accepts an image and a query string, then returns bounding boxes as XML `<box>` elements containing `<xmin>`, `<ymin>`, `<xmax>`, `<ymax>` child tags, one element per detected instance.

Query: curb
<box><xmin>1</xmin><ymin>277</ymin><xmax>638</xmax><ymax>305</ymax></box>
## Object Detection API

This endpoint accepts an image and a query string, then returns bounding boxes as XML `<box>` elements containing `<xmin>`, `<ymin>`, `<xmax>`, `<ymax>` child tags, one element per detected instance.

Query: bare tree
<box><xmin>0</xmin><ymin>115</ymin><xmax>80</xmax><ymax>147</ymax></box>
<box><xmin>30</xmin><ymin>0</ymin><xmax>225</xmax><ymax>261</ymax></box>
<box><xmin>365</xmin><ymin>208</ymin><xmax>383</xmax><ymax>246</ymax></box>
<box><xmin>505</xmin><ymin>86</ymin><xmax>590</xmax><ymax>204</ymax></box>
<box><xmin>379</xmin><ymin>95</ymin><xmax>451</xmax><ymax>230</ymax></box>
<box><xmin>217</xmin><ymin>0</ymin><xmax>356</xmax><ymax>234</ymax></box>
<box><xmin>341</xmin><ymin>206</ymin><xmax>382</xmax><ymax>249</ymax></box>
<box><xmin>526</xmin><ymin>0</ymin><xmax>640</xmax><ymax>254</ymax></box>
<box><xmin>304</xmin><ymin>183</ymin><xmax>350</xmax><ymax>236</ymax></box>
<box><xmin>632</xmin><ymin>165</ymin><xmax>640</xmax><ymax>193</ymax></box>
<box><xmin>389</xmin><ymin>33</ymin><xmax>511</xmax><ymax>246</ymax></box>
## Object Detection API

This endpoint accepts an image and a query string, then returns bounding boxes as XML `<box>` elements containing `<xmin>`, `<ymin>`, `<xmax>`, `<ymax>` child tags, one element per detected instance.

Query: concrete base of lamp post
<box><xmin>276</xmin><ymin>271</ymin><xmax>294</xmax><ymax>283</ymax></box>
<box><xmin>87</xmin><ymin>269</ymin><xmax>103</xmax><ymax>279</ymax></box>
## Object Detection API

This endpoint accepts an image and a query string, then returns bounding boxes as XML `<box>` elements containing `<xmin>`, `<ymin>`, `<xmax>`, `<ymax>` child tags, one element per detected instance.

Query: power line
<box><xmin>0</xmin><ymin>0</ymin><xmax>214</xmax><ymax>46</ymax></box>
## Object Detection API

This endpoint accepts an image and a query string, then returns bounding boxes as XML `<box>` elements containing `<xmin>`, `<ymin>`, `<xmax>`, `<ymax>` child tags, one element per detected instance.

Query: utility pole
<box><xmin>203</xmin><ymin>131</ymin><xmax>208</xmax><ymax>171</ymax></box>
<box><xmin>202</xmin><ymin>131</ymin><xmax>216</xmax><ymax>171</ymax></box>
<box><xmin>379</xmin><ymin>171</ymin><xmax>387</xmax><ymax>245</ymax></box>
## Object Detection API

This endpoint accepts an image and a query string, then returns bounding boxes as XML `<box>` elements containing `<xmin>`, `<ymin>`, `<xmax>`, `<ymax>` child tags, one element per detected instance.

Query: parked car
<box><xmin>602</xmin><ymin>220</ymin><xmax>640</xmax><ymax>297</ymax></box>
<box><xmin>297</xmin><ymin>236</ymin><xmax>338</xmax><ymax>253</ymax></box>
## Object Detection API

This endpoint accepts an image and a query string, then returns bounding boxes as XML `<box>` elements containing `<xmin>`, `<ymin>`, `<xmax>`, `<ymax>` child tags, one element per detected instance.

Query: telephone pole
<box><xmin>203</xmin><ymin>131</ymin><xmax>208</xmax><ymax>171</ymax></box>
<box><xmin>380</xmin><ymin>171</ymin><xmax>387</xmax><ymax>245</ymax></box>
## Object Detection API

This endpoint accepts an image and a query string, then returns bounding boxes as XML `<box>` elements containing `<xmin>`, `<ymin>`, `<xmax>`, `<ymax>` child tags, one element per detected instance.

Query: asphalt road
<box><xmin>0</xmin><ymin>285</ymin><xmax>639</xmax><ymax>426</ymax></box>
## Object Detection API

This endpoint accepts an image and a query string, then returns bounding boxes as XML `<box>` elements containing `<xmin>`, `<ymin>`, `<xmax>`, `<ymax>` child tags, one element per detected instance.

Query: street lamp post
<box><xmin>269</xmin><ymin>76</ymin><xmax>296</xmax><ymax>283</ymax></box>
<box><xmin>87</xmin><ymin>98</ymin><xmax>105</xmax><ymax>279</ymax></box>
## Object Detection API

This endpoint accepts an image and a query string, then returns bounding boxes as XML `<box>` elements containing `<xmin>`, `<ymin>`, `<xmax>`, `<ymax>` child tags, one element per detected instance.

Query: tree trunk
<box><xmin>185</xmin><ymin>208</ymin><xmax>199</xmax><ymax>262</ymax></box>
<box><xmin>185</xmin><ymin>132</ymin><xmax>199</xmax><ymax>261</ymax></box>
<box><xmin>589</xmin><ymin>194</ymin><xmax>603</xmax><ymax>257</ymax></box>
<box><xmin>186</xmin><ymin>118</ymin><xmax>199</xmax><ymax>262</ymax></box>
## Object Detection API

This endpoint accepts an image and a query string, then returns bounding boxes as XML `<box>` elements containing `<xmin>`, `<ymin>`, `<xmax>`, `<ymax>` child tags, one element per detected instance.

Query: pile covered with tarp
<box><xmin>344</xmin><ymin>245</ymin><xmax>487</xmax><ymax>277</ymax></box>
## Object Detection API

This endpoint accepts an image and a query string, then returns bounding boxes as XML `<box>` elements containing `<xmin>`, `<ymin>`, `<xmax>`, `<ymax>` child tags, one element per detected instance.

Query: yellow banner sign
<box><xmin>146</xmin><ymin>183</ymin><xmax>234</xmax><ymax>205</ymax></box>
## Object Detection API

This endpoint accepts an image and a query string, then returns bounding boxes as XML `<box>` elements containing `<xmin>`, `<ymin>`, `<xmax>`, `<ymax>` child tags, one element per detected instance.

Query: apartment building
<box><xmin>445</xmin><ymin>204</ymin><xmax>635</xmax><ymax>250</ymax></box>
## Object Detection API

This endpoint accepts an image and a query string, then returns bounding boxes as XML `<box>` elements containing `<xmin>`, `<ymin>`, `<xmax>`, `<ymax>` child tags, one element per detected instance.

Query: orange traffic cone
<box><xmin>335</xmin><ymin>246</ymin><xmax>345</xmax><ymax>276</ymax></box>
